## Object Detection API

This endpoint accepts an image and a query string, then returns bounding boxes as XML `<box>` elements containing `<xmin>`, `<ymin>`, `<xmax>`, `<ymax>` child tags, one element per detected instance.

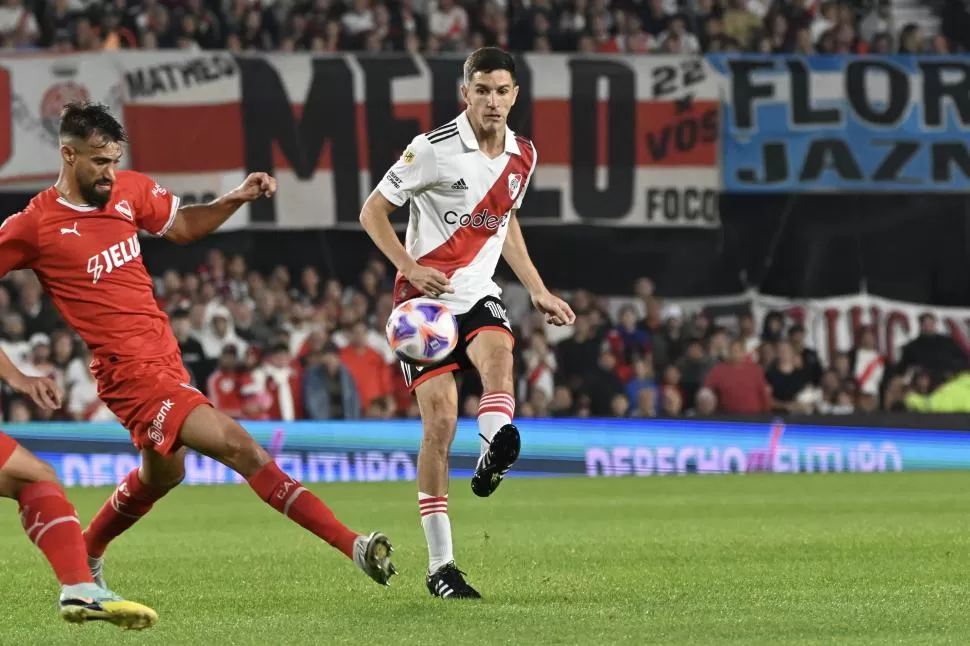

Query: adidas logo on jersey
<box><xmin>451</xmin><ymin>178</ymin><xmax>468</xmax><ymax>190</ymax></box>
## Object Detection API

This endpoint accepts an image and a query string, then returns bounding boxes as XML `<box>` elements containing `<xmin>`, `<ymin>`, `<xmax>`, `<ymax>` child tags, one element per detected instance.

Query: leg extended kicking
<box><xmin>84</xmin><ymin>404</ymin><xmax>395</xmax><ymax>589</ymax></box>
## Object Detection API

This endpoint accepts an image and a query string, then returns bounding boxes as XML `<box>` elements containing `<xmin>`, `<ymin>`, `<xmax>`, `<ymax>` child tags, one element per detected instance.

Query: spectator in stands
<box><xmin>849</xmin><ymin>325</ymin><xmax>885</xmax><ymax>403</ymax></box>
<box><xmin>703</xmin><ymin>339</ymin><xmax>771</xmax><ymax>414</ymax></box>
<box><xmin>766</xmin><ymin>340</ymin><xmax>812</xmax><ymax>413</ymax></box>
<box><xmin>20</xmin><ymin>280</ymin><xmax>59</xmax><ymax>336</ymax></box>
<box><xmin>0</xmin><ymin>0</ymin><xmax>39</xmax><ymax>48</ymax></box>
<box><xmin>9</xmin><ymin>398</ymin><xmax>31</xmax><ymax>422</ymax></box>
<box><xmin>199</xmin><ymin>304</ymin><xmax>249</xmax><ymax>360</ymax></box>
<box><xmin>303</xmin><ymin>343</ymin><xmax>362</xmax><ymax>419</ymax></box>
<box><xmin>549</xmin><ymin>385</ymin><xmax>574</xmax><ymax>417</ymax></box>
<box><xmin>625</xmin><ymin>355</ymin><xmax>656</xmax><ymax>414</ymax></box>
<box><xmin>691</xmin><ymin>387</ymin><xmax>718</xmax><ymax>416</ymax></box>
<box><xmin>898</xmin><ymin>23</ymin><xmax>924</xmax><ymax>52</ymax></box>
<box><xmin>662</xmin><ymin>386</ymin><xmax>683</xmax><ymax>416</ymax></box>
<box><xmin>557</xmin><ymin>312</ymin><xmax>601</xmax><ymax>391</ymax></box>
<box><xmin>629</xmin><ymin>387</ymin><xmax>656</xmax><ymax>417</ymax></box>
<box><xmin>739</xmin><ymin>312</ymin><xmax>760</xmax><ymax>361</ymax></box>
<box><xmin>675</xmin><ymin>338</ymin><xmax>713</xmax><ymax>408</ymax></box>
<box><xmin>172</xmin><ymin>308</ymin><xmax>207</xmax><ymax>387</ymax></box>
<box><xmin>789</xmin><ymin>324</ymin><xmax>822</xmax><ymax>385</ymax></box>
<box><xmin>815</xmin><ymin>368</ymin><xmax>841</xmax><ymax>413</ymax></box>
<box><xmin>50</xmin><ymin>330</ymin><xmax>74</xmax><ymax>384</ymax></box>
<box><xmin>584</xmin><ymin>349</ymin><xmax>626</xmax><ymax>416</ymax></box>
<box><xmin>22</xmin><ymin>333</ymin><xmax>56</xmax><ymax>381</ymax></box>
<box><xmin>339</xmin><ymin>320</ymin><xmax>394</xmax><ymax>417</ymax></box>
<box><xmin>608</xmin><ymin>305</ymin><xmax>651</xmax><ymax>380</ymax></box>
<box><xmin>899</xmin><ymin>312</ymin><xmax>968</xmax><ymax>389</ymax></box>
<box><xmin>429</xmin><ymin>0</ymin><xmax>468</xmax><ymax>47</ymax></box>
<box><xmin>519</xmin><ymin>331</ymin><xmax>556</xmax><ymax>403</ymax></box>
<box><xmin>207</xmin><ymin>346</ymin><xmax>247</xmax><ymax>419</ymax></box>
<box><xmin>722</xmin><ymin>0</ymin><xmax>760</xmax><ymax>47</ymax></box>
<box><xmin>250</xmin><ymin>342</ymin><xmax>304</xmax><ymax>421</ymax></box>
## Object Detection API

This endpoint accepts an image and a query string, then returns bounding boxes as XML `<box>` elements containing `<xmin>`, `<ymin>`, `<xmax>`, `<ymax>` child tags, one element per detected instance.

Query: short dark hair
<box><xmin>59</xmin><ymin>101</ymin><xmax>127</xmax><ymax>145</ymax></box>
<box><xmin>463</xmin><ymin>47</ymin><xmax>516</xmax><ymax>85</ymax></box>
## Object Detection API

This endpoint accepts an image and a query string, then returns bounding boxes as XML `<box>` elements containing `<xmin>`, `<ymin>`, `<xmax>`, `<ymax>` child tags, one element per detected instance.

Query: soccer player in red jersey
<box><xmin>0</xmin><ymin>373</ymin><xmax>156</xmax><ymax>628</ymax></box>
<box><xmin>0</xmin><ymin>102</ymin><xmax>395</xmax><ymax>599</ymax></box>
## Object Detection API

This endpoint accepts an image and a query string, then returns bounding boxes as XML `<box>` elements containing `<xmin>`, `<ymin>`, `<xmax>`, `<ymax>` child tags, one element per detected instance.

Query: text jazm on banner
<box><xmin>712</xmin><ymin>55</ymin><xmax>970</xmax><ymax>192</ymax></box>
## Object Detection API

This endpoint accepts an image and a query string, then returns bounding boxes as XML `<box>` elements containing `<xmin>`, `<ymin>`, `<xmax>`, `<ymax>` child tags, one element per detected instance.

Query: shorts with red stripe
<box><xmin>400</xmin><ymin>295</ymin><xmax>515</xmax><ymax>391</ymax></box>
<box><xmin>0</xmin><ymin>431</ymin><xmax>18</xmax><ymax>469</ymax></box>
<box><xmin>91</xmin><ymin>351</ymin><xmax>212</xmax><ymax>456</ymax></box>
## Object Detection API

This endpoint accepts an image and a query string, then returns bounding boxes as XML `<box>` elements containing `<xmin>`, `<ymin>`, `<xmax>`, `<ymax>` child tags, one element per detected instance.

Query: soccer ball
<box><xmin>385</xmin><ymin>298</ymin><xmax>459</xmax><ymax>366</ymax></box>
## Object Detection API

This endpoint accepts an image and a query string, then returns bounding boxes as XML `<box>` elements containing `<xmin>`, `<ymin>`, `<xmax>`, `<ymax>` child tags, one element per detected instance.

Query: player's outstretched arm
<box><xmin>0</xmin><ymin>348</ymin><xmax>62</xmax><ymax>410</ymax></box>
<box><xmin>163</xmin><ymin>173</ymin><xmax>277</xmax><ymax>244</ymax></box>
<box><xmin>501</xmin><ymin>211</ymin><xmax>575</xmax><ymax>326</ymax></box>
<box><xmin>359</xmin><ymin>191</ymin><xmax>453</xmax><ymax>297</ymax></box>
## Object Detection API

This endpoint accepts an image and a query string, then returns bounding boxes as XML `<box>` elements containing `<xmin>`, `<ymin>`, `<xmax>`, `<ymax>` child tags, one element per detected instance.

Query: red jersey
<box><xmin>0</xmin><ymin>171</ymin><xmax>180</xmax><ymax>360</ymax></box>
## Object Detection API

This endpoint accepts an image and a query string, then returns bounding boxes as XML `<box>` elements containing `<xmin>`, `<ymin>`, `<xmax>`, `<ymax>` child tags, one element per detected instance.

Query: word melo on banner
<box><xmin>0</xmin><ymin>52</ymin><xmax>720</xmax><ymax>229</ymax></box>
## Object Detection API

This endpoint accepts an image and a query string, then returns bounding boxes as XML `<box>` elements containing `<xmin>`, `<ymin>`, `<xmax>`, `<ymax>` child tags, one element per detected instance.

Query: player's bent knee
<box><xmin>31</xmin><ymin>459</ymin><xmax>58</xmax><ymax>483</ymax></box>
<box><xmin>140</xmin><ymin>446</ymin><xmax>187</xmax><ymax>490</ymax></box>
<box><xmin>220</xmin><ymin>420</ymin><xmax>271</xmax><ymax>477</ymax></box>
<box><xmin>480</xmin><ymin>350</ymin><xmax>514</xmax><ymax>391</ymax></box>
<box><xmin>468</xmin><ymin>332</ymin><xmax>515</xmax><ymax>391</ymax></box>
<box><xmin>0</xmin><ymin>447</ymin><xmax>58</xmax><ymax>498</ymax></box>
<box><xmin>178</xmin><ymin>406</ymin><xmax>271</xmax><ymax>477</ymax></box>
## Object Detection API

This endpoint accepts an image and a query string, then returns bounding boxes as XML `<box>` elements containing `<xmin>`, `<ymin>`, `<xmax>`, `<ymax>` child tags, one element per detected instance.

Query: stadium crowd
<box><xmin>0</xmin><ymin>252</ymin><xmax>966</xmax><ymax>422</ymax></box>
<box><xmin>0</xmin><ymin>0</ymin><xmax>949</xmax><ymax>56</ymax></box>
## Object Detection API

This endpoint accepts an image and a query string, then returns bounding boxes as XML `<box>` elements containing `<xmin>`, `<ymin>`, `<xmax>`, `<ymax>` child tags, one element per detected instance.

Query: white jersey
<box><xmin>376</xmin><ymin>111</ymin><xmax>538</xmax><ymax>315</ymax></box>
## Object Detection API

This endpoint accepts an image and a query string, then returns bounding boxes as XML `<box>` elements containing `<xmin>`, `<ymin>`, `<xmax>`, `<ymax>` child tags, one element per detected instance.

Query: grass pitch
<box><xmin>1</xmin><ymin>472</ymin><xmax>970</xmax><ymax>645</ymax></box>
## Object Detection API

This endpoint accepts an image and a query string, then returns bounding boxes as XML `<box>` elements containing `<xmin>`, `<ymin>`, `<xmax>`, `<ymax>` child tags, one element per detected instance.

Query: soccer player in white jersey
<box><xmin>360</xmin><ymin>47</ymin><xmax>575</xmax><ymax>599</ymax></box>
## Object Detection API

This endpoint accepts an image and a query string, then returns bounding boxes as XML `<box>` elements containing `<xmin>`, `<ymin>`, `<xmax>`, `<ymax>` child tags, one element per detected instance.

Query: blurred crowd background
<box><xmin>1</xmin><ymin>0</ymin><xmax>968</xmax><ymax>424</ymax></box>
<box><xmin>0</xmin><ymin>253</ymin><xmax>965</xmax><ymax>423</ymax></box>
<box><xmin>0</xmin><ymin>0</ymin><xmax>964</xmax><ymax>58</ymax></box>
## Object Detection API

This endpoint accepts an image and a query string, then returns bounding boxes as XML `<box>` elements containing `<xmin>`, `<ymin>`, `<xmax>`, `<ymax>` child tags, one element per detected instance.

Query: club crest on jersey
<box><xmin>508</xmin><ymin>174</ymin><xmax>522</xmax><ymax>201</ymax></box>
<box><xmin>114</xmin><ymin>200</ymin><xmax>134</xmax><ymax>221</ymax></box>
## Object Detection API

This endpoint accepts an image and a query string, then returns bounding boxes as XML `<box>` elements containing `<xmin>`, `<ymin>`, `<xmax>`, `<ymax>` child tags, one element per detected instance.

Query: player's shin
<box><xmin>246</xmin><ymin>461</ymin><xmax>358</xmax><ymax>558</ymax></box>
<box><xmin>18</xmin><ymin>482</ymin><xmax>95</xmax><ymax>586</ymax></box>
<box><xmin>83</xmin><ymin>469</ymin><xmax>176</xmax><ymax>558</ymax></box>
<box><xmin>417</xmin><ymin>438</ymin><xmax>454</xmax><ymax>573</ymax></box>
<box><xmin>477</xmin><ymin>391</ymin><xmax>515</xmax><ymax>454</ymax></box>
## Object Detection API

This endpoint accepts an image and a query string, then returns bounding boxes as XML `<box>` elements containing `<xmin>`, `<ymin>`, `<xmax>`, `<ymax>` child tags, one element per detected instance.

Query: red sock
<box><xmin>247</xmin><ymin>461</ymin><xmax>357</xmax><ymax>559</ymax></box>
<box><xmin>18</xmin><ymin>482</ymin><xmax>94</xmax><ymax>586</ymax></box>
<box><xmin>83</xmin><ymin>469</ymin><xmax>172</xmax><ymax>558</ymax></box>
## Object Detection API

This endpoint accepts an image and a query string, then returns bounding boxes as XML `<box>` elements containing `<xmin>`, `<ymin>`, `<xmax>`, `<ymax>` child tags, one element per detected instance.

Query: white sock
<box><xmin>478</xmin><ymin>391</ymin><xmax>515</xmax><ymax>455</ymax></box>
<box><xmin>418</xmin><ymin>493</ymin><xmax>453</xmax><ymax>573</ymax></box>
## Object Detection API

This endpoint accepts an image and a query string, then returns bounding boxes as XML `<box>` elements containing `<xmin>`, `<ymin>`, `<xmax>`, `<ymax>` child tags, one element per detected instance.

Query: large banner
<box><xmin>711</xmin><ymin>55</ymin><xmax>970</xmax><ymax>192</ymax></box>
<box><xmin>8</xmin><ymin>417</ymin><xmax>970</xmax><ymax>487</ymax></box>
<box><xmin>0</xmin><ymin>52</ymin><xmax>721</xmax><ymax>229</ymax></box>
<box><xmin>608</xmin><ymin>289</ymin><xmax>970</xmax><ymax>366</ymax></box>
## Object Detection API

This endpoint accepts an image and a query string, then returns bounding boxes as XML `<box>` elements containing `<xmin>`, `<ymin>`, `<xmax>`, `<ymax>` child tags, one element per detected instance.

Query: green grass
<box><xmin>2</xmin><ymin>472</ymin><xmax>970</xmax><ymax>645</ymax></box>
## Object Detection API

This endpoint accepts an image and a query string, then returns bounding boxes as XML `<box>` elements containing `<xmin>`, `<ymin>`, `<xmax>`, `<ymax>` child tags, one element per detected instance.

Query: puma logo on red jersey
<box><xmin>86</xmin><ymin>234</ymin><xmax>141</xmax><ymax>284</ymax></box>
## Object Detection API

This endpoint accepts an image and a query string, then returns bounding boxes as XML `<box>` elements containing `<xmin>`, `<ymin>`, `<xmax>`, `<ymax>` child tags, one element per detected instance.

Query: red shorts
<box><xmin>0</xmin><ymin>431</ymin><xmax>17</xmax><ymax>469</ymax></box>
<box><xmin>92</xmin><ymin>352</ymin><xmax>212</xmax><ymax>456</ymax></box>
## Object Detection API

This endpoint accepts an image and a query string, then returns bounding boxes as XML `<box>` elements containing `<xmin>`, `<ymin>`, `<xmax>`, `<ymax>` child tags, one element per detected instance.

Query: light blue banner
<box><xmin>7</xmin><ymin>418</ymin><xmax>970</xmax><ymax>486</ymax></box>
<box><xmin>709</xmin><ymin>55</ymin><xmax>970</xmax><ymax>192</ymax></box>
